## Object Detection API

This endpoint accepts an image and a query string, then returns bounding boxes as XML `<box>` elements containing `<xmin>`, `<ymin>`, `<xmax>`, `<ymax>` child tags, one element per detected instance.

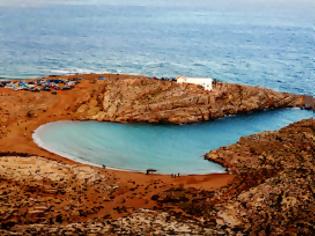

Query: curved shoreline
<box><xmin>32</xmin><ymin>120</ymin><xmax>226</xmax><ymax>175</ymax></box>
<box><xmin>32</xmin><ymin>107</ymin><xmax>314</xmax><ymax>176</ymax></box>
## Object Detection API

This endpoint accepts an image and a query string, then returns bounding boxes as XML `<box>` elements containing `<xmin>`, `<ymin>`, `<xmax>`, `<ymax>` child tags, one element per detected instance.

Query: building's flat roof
<box><xmin>177</xmin><ymin>76</ymin><xmax>213</xmax><ymax>80</ymax></box>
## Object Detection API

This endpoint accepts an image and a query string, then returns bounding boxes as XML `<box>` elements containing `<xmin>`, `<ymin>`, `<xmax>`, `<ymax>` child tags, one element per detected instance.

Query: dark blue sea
<box><xmin>0</xmin><ymin>0</ymin><xmax>314</xmax><ymax>96</ymax></box>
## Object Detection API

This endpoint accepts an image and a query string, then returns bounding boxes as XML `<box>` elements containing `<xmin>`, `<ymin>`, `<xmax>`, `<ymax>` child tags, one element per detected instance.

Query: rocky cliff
<box><xmin>207</xmin><ymin>118</ymin><xmax>315</xmax><ymax>234</ymax></box>
<box><xmin>76</xmin><ymin>77</ymin><xmax>306</xmax><ymax>124</ymax></box>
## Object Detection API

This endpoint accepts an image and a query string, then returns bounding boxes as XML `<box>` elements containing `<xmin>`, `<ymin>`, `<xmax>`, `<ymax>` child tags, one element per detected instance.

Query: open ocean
<box><xmin>0</xmin><ymin>0</ymin><xmax>314</xmax><ymax>96</ymax></box>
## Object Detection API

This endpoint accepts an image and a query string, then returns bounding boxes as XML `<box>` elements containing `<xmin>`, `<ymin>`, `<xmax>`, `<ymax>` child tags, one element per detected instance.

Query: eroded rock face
<box><xmin>0</xmin><ymin>156</ymin><xmax>118</xmax><ymax>228</ymax></box>
<box><xmin>206</xmin><ymin>118</ymin><xmax>315</xmax><ymax>235</ymax></box>
<box><xmin>216</xmin><ymin>172</ymin><xmax>314</xmax><ymax>235</ymax></box>
<box><xmin>207</xmin><ymin>119</ymin><xmax>315</xmax><ymax>177</ymax></box>
<box><xmin>0</xmin><ymin>209</ymin><xmax>221</xmax><ymax>236</ymax></box>
<box><xmin>76</xmin><ymin>78</ymin><xmax>305</xmax><ymax>124</ymax></box>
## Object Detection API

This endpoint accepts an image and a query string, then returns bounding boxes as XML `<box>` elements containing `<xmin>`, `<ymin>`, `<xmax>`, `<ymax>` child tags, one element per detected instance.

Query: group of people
<box><xmin>0</xmin><ymin>78</ymin><xmax>80</xmax><ymax>92</ymax></box>
<box><xmin>151</xmin><ymin>76</ymin><xmax>177</xmax><ymax>82</ymax></box>
<box><xmin>171</xmin><ymin>173</ymin><xmax>180</xmax><ymax>177</ymax></box>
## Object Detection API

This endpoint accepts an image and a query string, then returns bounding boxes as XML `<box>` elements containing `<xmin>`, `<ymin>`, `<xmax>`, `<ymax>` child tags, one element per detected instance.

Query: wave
<box><xmin>0</xmin><ymin>75</ymin><xmax>30</xmax><ymax>80</ymax></box>
<box><xmin>49</xmin><ymin>68</ymin><xmax>110</xmax><ymax>75</ymax></box>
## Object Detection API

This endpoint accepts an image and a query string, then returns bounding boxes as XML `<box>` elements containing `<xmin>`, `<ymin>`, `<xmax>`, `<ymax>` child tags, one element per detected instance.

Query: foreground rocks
<box><xmin>0</xmin><ymin>156</ymin><xmax>118</xmax><ymax>228</ymax></box>
<box><xmin>0</xmin><ymin>209</ymin><xmax>220</xmax><ymax>236</ymax></box>
<box><xmin>209</xmin><ymin>118</ymin><xmax>315</xmax><ymax>234</ymax></box>
<box><xmin>0</xmin><ymin>155</ymin><xmax>229</xmax><ymax>235</ymax></box>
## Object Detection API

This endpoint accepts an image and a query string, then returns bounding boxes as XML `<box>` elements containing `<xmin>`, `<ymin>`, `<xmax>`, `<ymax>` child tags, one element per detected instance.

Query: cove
<box><xmin>33</xmin><ymin>108</ymin><xmax>314</xmax><ymax>175</ymax></box>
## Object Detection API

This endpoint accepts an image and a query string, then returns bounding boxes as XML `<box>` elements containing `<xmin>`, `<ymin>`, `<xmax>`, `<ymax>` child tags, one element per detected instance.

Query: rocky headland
<box><xmin>0</xmin><ymin>73</ymin><xmax>314</xmax><ymax>235</ymax></box>
<box><xmin>75</xmin><ymin>75</ymin><xmax>308</xmax><ymax>124</ymax></box>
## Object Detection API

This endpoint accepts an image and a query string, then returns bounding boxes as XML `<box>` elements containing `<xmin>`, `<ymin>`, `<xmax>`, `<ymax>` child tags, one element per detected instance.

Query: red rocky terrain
<box><xmin>0</xmin><ymin>74</ymin><xmax>314</xmax><ymax>235</ymax></box>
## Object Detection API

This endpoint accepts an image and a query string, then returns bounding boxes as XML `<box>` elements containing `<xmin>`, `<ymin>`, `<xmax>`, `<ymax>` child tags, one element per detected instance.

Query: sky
<box><xmin>0</xmin><ymin>0</ymin><xmax>314</xmax><ymax>16</ymax></box>
<box><xmin>0</xmin><ymin>0</ymin><xmax>315</xmax><ymax>8</ymax></box>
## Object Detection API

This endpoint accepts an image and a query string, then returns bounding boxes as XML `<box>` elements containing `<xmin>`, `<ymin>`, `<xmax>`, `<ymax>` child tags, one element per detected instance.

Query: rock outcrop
<box><xmin>208</xmin><ymin>118</ymin><xmax>315</xmax><ymax>234</ymax></box>
<box><xmin>76</xmin><ymin>77</ymin><xmax>306</xmax><ymax>124</ymax></box>
<box><xmin>0</xmin><ymin>156</ymin><xmax>118</xmax><ymax>228</ymax></box>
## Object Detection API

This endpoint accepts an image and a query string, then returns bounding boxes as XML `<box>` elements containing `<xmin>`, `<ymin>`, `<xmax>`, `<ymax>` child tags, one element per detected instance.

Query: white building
<box><xmin>176</xmin><ymin>76</ymin><xmax>213</xmax><ymax>91</ymax></box>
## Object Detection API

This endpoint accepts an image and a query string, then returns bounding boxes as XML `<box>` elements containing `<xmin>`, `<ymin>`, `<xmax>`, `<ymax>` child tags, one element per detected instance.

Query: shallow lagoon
<box><xmin>33</xmin><ymin>109</ymin><xmax>314</xmax><ymax>174</ymax></box>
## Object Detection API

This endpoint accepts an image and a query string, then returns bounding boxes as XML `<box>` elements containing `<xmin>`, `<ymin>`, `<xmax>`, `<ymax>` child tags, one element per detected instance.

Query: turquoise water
<box><xmin>0</xmin><ymin>1</ymin><xmax>314</xmax><ymax>96</ymax></box>
<box><xmin>33</xmin><ymin>109</ymin><xmax>314</xmax><ymax>174</ymax></box>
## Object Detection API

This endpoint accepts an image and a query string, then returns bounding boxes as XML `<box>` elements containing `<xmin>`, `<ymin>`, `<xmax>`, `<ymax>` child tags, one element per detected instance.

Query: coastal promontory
<box><xmin>74</xmin><ymin>75</ymin><xmax>307</xmax><ymax>124</ymax></box>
